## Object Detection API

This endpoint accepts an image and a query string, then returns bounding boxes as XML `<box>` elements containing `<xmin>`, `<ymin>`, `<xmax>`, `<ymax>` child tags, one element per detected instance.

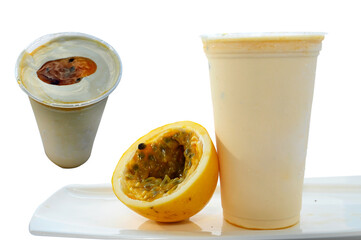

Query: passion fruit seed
<box><xmin>132</xmin><ymin>164</ymin><xmax>139</xmax><ymax>171</ymax></box>
<box><xmin>36</xmin><ymin>56</ymin><xmax>97</xmax><ymax>85</ymax></box>
<box><xmin>138</xmin><ymin>143</ymin><xmax>146</xmax><ymax>150</ymax></box>
<box><xmin>138</xmin><ymin>152</ymin><xmax>145</xmax><ymax>160</ymax></box>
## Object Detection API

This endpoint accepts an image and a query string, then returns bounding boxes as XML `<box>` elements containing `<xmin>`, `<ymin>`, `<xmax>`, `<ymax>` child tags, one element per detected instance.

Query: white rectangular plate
<box><xmin>30</xmin><ymin>176</ymin><xmax>361</xmax><ymax>239</ymax></box>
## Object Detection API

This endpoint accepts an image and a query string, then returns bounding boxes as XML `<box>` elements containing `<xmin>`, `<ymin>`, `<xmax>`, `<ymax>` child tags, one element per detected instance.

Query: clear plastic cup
<box><xmin>16</xmin><ymin>32</ymin><xmax>122</xmax><ymax>168</ymax></box>
<box><xmin>202</xmin><ymin>32</ymin><xmax>325</xmax><ymax>229</ymax></box>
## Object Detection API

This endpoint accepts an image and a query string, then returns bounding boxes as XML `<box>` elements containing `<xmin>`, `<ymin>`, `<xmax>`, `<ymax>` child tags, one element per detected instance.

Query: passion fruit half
<box><xmin>112</xmin><ymin>121</ymin><xmax>219</xmax><ymax>222</ymax></box>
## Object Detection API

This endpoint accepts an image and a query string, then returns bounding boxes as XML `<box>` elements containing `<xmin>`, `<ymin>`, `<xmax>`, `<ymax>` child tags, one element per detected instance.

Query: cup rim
<box><xmin>201</xmin><ymin>32</ymin><xmax>326</xmax><ymax>41</ymax></box>
<box><xmin>15</xmin><ymin>32</ymin><xmax>122</xmax><ymax>108</ymax></box>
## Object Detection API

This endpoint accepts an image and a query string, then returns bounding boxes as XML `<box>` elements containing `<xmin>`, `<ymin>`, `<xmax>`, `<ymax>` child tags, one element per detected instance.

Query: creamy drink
<box><xmin>16</xmin><ymin>33</ymin><xmax>121</xmax><ymax>168</ymax></box>
<box><xmin>202</xmin><ymin>33</ymin><xmax>324</xmax><ymax>229</ymax></box>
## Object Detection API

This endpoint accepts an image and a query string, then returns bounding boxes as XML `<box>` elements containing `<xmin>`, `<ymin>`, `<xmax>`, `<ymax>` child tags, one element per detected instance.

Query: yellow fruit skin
<box><xmin>112</xmin><ymin>121</ymin><xmax>219</xmax><ymax>222</ymax></box>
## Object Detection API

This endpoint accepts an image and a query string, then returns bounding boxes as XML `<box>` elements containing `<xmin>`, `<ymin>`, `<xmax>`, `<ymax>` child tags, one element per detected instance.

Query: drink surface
<box><xmin>17</xmin><ymin>34</ymin><xmax>121</xmax><ymax>107</ymax></box>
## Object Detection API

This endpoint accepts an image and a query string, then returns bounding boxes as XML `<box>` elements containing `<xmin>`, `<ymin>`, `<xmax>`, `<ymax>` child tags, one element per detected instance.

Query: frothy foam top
<box><xmin>17</xmin><ymin>33</ymin><xmax>121</xmax><ymax>107</ymax></box>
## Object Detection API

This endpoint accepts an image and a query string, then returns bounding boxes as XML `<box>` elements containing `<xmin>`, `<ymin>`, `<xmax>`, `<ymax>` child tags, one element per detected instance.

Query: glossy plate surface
<box><xmin>29</xmin><ymin>176</ymin><xmax>361</xmax><ymax>239</ymax></box>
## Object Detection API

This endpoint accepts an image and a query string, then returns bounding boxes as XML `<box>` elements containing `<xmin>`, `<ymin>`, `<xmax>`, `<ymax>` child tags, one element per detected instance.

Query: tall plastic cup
<box><xmin>202</xmin><ymin>33</ymin><xmax>324</xmax><ymax>229</ymax></box>
<box><xmin>16</xmin><ymin>33</ymin><xmax>122</xmax><ymax>168</ymax></box>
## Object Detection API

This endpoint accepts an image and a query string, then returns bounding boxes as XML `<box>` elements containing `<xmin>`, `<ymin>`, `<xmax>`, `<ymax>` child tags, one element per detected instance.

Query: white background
<box><xmin>1</xmin><ymin>0</ymin><xmax>360</xmax><ymax>239</ymax></box>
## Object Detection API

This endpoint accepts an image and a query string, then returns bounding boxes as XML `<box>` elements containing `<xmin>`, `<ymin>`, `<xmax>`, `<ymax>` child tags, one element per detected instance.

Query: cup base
<box><xmin>45</xmin><ymin>151</ymin><xmax>90</xmax><ymax>169</ymax></box>
<box><xmin>223</xmin><ymin>212</ymin><xmax>299</xmax><ymax>230</ymax></box>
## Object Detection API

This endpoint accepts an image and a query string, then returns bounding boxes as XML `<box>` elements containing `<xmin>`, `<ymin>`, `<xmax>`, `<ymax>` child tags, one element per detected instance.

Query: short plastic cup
<box><xmin>16</xmin><ymin>32</ymin><xmax>122</xmax><ymax>168</ymax></box>
<box><xmin>202</xmin><ymin>32</ymin><xmax>324</xmax><ymax>229</ymax></box>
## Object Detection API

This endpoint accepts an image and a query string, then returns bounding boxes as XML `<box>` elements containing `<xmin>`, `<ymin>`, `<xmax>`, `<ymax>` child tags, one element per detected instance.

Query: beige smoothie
<box><xmin>202</xmin><ymin>33</ymin><xmax>324</xmax><ymax>229</ymax></box>
<box><xmin>16</xmin><ymin>33</ymin><xmax>121</xmax><ymax>168</ymax></box>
